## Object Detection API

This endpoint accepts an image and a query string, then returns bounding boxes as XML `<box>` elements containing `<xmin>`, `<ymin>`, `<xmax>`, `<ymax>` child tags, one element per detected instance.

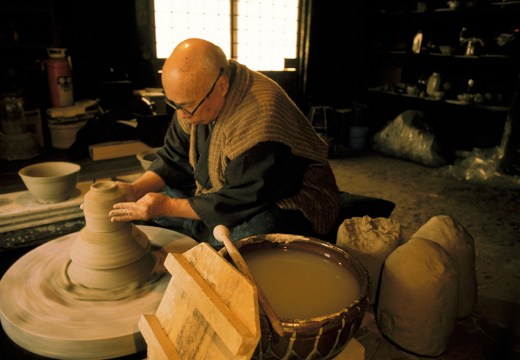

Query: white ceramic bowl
<box><xmin>136</xmin><ymin>147</ymin><xmax>160</xmax><ymax>171</ymax></box>
<box><xmin>47</xmin><ymin>121</ymin><xmax>87</xmax><ymax>149</ymax></box>
<box><xmin>18</xmin><ymin>161</ymin><xmax>81</xmax><ymax>203</ymax></box>
<box><xmin>438</xmin><ymin>45</ymin><xmax>456</xmax><ymax>55</ymax></box>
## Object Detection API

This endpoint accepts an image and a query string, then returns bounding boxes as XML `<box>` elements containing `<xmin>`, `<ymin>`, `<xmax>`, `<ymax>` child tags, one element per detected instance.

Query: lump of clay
<box><xmin>336</xmin><ymin>215</ymin><xmax>401</xmax><ymax>304</ymax></box>
<box><xmin>412</xmin><ymin>215</ymin><xmax>477</xmax><ymax>319</ymax></box>
<box><xmin>377</xmin><ymin>237</ymin><xmax>458</xmax><ymax>357</ymax></box>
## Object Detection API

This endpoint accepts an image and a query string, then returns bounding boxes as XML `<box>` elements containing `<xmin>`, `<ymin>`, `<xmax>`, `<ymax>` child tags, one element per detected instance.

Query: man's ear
<box><xmin>218</xmin><ymin>75</ymin><xmax>230</xmax><ymax>95</ymax></box>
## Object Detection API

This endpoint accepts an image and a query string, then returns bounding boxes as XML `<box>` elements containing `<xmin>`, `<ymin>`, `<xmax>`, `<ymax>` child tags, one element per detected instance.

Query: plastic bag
<box><xmin>372</xmin><ymin>110</ymin><xmax>449</xmax><ymax>167</ymax></box>
<box><xmin>440</xmin><ymin>147</ymin><xmax>520</xmax><ymax>188</ymax></box>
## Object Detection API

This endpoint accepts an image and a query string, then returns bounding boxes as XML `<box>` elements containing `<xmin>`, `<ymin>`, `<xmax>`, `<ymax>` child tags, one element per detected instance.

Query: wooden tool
<box><xmin>213</xmin><ymin>225</ymin><xmax>285</xmax><ymax>337</ymax></box>
<box><xmin>139</xmin><ymin>243</ymin><xmax>260</xmax><ymax>359</ymax></box>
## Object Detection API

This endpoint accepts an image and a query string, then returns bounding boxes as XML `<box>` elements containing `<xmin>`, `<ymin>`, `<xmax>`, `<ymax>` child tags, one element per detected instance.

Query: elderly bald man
<box><xmin>109</xmin><ymin>38</ymin><xmax>340</xmax><ymax>247</ymax></box>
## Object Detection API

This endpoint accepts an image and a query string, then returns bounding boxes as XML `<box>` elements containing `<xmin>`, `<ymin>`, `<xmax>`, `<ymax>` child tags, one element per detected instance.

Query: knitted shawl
<box><xmin>178</xmin><ymin>60</ymin><xmax>339</xmax><ymax>234</ymax></box>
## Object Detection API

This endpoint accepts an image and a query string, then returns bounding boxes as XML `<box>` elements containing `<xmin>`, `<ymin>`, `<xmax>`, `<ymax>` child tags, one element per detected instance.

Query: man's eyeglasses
<box><xmin>164</xmin><ymin>67</ymin><xmax>224</xmax><ymax>117</ymax></box>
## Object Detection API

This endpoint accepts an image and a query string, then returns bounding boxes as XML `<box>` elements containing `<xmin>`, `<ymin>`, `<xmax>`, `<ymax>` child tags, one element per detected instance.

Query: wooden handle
<box><xmin>214</xmin><ymin>225</ymin><xmax>285</xmax><ymax>337</ymax></box>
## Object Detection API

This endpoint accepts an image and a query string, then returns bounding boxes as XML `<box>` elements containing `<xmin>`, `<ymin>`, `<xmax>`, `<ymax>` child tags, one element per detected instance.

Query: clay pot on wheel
<box><xmin>68</xmin><ymin>181</ymin><xmax>155</xmax><ymax>289</ymax></box>
<box><xmin>81</xmin><ymin>181</ymin><xmax>127</xmax><ymax>232</ymax></box>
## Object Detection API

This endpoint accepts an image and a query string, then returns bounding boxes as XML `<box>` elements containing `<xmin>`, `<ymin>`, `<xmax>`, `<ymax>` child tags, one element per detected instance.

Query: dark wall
<box><xmin>0</xmin><ymin>0</ymin><xmax>157</xmax><ymax>110</ymax></box>
<box><xmin>54</xmin><ymin>0</ymin><xmax>157</xmax><ymax>108</ymax></box>
<box><xmin>1</xmin><ymin>1</ymin><xmax>367</xmax><ymax>112</ymax></box>
<box><xmin>305</xmin><ymin>0</ymin><xmax>368</xmax><ymax>109</ymax></box>
<box><xmin>0</xmin><ymin>1</ymin><xmax>54</xmax><ymax>107</ymax></box>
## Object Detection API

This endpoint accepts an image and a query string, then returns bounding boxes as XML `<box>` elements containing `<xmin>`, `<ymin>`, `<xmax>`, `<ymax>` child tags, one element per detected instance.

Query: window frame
<box><xmin>135</xmin><ymin>0</ymin><xmax>311</xmax><ymax>104</ymax></box>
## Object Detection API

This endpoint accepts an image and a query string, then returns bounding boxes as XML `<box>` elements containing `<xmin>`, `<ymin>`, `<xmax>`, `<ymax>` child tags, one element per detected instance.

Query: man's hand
<box><xmin>109</xmin><ymin>193</ymin><xmax>169</xmax><ymax>222</ymax></box>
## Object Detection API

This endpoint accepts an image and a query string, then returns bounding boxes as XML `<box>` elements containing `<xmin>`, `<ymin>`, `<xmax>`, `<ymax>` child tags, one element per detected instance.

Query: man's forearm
<box><xmin>132</xmin><ymin>171</ymin><xmax>167</xmax><ymax>199</ymax></box>
<box><xmin>164</xmin><ymin>197</ymin><xmax>200</xmax><ymax>220</ymax></box>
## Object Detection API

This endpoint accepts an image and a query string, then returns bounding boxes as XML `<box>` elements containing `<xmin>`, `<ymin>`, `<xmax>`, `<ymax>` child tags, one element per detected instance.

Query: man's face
<box><xmin>164</xmin><ymin>68</ymin><xmax>224</xmax><ymax>125</ymax></box>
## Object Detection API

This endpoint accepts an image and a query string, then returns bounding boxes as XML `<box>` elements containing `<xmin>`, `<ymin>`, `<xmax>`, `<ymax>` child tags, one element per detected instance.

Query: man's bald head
<box><xmin>161</xmin><ymin>38</ymin><xmax>230</xmax><ymax>124</ymax></box>
<box><xmin>162</xmin><ymin>38</ymin><xmax>228</xmax><ymax>99</ymax></box>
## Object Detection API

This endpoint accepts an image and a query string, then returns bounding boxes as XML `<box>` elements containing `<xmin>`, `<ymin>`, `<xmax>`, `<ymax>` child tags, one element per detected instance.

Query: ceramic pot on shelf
<box><xmin>426</xmin><ymin>73</ymin><xmax>442</xmax><ymax>98</ymax></box>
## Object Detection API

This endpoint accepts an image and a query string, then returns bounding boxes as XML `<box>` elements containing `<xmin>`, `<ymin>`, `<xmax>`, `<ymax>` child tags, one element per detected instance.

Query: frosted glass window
<box><xmin>154</xmin><ymin>0</ymin><xmax>299</xmax><ymax>71</ymax></box>
<box><xmin>235</xmin><ymin>0</ymin><xmax>298</xmax><ymax>71</ymax></box>
<box><xmin>154</xmin><ymin>0</ymin><xmax>231</xmax><ymax>59</ymax></box>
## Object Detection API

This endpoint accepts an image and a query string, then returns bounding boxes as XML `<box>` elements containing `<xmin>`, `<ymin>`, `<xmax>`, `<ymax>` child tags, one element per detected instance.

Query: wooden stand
<box><xmin>139</xmin><ymin>243</ymin><xmax>260</xmax><ymax>359</ymax></box>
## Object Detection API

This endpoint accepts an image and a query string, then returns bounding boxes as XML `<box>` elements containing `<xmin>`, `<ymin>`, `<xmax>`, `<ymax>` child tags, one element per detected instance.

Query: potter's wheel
<box><xmin>0</xmin><ymin>225</ymin><xmax>197</xmax><ymax>359</ymax></box>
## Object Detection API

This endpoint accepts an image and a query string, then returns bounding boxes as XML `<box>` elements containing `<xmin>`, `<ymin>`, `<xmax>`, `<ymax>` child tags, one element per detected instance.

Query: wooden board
<box><xmin>139</xmin><ymin>243</ymin><xmax>260</xmax><ymax>359</ymax></box>
<box><xmin>88</xmin><ymin>140</ymin><xmax>150</xmax><ymax>160</ymax></box>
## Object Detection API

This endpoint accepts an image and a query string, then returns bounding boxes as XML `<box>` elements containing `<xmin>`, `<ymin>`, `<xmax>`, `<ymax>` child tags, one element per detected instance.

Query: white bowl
<box><xmin>438</xmin><ymin>45</ymin><xmax>456</xmax><ymax>55</ymax></box>
<box><xmin>457</xmin><ymin>93</ymin><xmax>475</xmax><ymax>104</ymax></box>
<box><xmin>136</xmin><ymin>147</ymin><xmax>160</xmax><ymax>171</ymax></box>
<box><xmin>18</xmin><ymin>161</ymin><xmax>81</xmax><ymax>203</ymax></box>
<box><xmin>47</xmin><ymin>121</ymin><xmax>87</xmax><ymax>149</ymax></box>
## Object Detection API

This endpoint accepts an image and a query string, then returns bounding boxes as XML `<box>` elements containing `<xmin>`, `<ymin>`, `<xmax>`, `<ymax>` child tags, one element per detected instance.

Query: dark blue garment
<box><xmin>153</xmin><ymin>186</ymin><xmax>313</xmax><ymax>249</ymax></box>
<box><xmin>153</xmin><ymin>188</ymin><xmax>395</xmax><ymax>248</ymax></box>
<box><xmin>149</xmin><ymin>115</ymin><xmax>311</xmax><ymax>234</ymax></box>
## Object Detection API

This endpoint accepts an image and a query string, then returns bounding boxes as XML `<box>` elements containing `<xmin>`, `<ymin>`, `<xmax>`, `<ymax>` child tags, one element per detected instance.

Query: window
<box><xmin>153</xmin><ymin>0</ymin><xmax>299</xmax><ymax>71</ymax></box>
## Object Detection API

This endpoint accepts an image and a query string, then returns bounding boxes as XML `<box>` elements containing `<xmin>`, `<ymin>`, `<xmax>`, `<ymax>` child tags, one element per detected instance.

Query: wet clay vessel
<box><xmin>68</xmin><ymin>180</ymin><xmax>155</xmax><ymax>289</ymax></box>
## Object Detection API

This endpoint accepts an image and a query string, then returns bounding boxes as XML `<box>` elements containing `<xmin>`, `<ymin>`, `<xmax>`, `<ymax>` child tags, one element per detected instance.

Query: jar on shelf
<box><xmin>426</xmin><ymin>73</ymin><xmax>442</xmax><ymax>98</ymax></box>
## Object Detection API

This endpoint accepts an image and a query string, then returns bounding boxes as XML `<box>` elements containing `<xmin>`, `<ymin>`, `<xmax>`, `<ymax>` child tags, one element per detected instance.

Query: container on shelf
<box><xmin>349</xmin><ymin>126</ymin><xmax>370</xmax><ymax>150</ymax></box>
<box><xmin>426</xmin><ymin>72</ymin><xmax>442</xmax><ymax>98</ymax></box>
<box><xmin>0</xmin><ymin>94</ymin><xmax>39</xmax><ymax>160</ymax></box>
<box><xmin>45</xmin><ymin>48</ymin><xmax>74</xmax><ymax>107</ymax></box>
<box><xmin>412</xmin><ymin>30</ymin><xmax>423</xmax><ymax>54</ymax></box>
<box><xmin>48</xmin><ymin>121</ymin><xmax>87</xmax><ymax>149</ymax></box>
<box><xmin>0</xmin><ymin>93</ymin><xmax>27</xmax><ymax>135</ymax></box>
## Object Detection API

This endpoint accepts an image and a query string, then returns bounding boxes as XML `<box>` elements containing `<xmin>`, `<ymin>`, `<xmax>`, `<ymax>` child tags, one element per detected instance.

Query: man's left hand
<box><xmin>109</xmin><ymin>193</ymin><xmax>168</xmax><ymax>222</ymax></box>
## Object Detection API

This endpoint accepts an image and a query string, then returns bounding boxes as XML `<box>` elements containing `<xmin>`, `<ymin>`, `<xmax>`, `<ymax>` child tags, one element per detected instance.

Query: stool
<box><xmin>308</xmin><ymin>106</ymin><xmax>335</xmax><ymax>136</ymax></box>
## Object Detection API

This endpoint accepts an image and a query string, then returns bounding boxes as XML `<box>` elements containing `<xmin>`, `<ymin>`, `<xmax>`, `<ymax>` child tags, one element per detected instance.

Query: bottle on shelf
<box><xmin>44</xmin><ymin>48</ymin><xmax>74</xmax><ymax>108</ymax></box>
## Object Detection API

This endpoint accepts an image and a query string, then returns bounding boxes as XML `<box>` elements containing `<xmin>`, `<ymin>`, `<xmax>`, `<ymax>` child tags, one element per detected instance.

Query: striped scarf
<box><xmin>178</xmin><ymin>60</ymin><xmax>339</xmax><ymax>234</ymax></box>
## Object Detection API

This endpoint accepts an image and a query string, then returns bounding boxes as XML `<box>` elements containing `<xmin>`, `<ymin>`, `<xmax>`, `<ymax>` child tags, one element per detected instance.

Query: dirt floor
<box><xmin>329</xmin><ymin>150</ymin><xmax>520</xmax><ymax>359</ymax></box>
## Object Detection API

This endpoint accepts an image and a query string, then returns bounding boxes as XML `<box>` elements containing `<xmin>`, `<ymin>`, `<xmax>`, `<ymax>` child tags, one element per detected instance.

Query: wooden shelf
<box><xmin>373</xmin><ymin>50</ymin><xmax>513</xmax><ymax>62</ymax></box>
<box><xmin>367</xmin><ymin>88</ymin><xmax>510</xmax><ymax>113</ymax></box>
